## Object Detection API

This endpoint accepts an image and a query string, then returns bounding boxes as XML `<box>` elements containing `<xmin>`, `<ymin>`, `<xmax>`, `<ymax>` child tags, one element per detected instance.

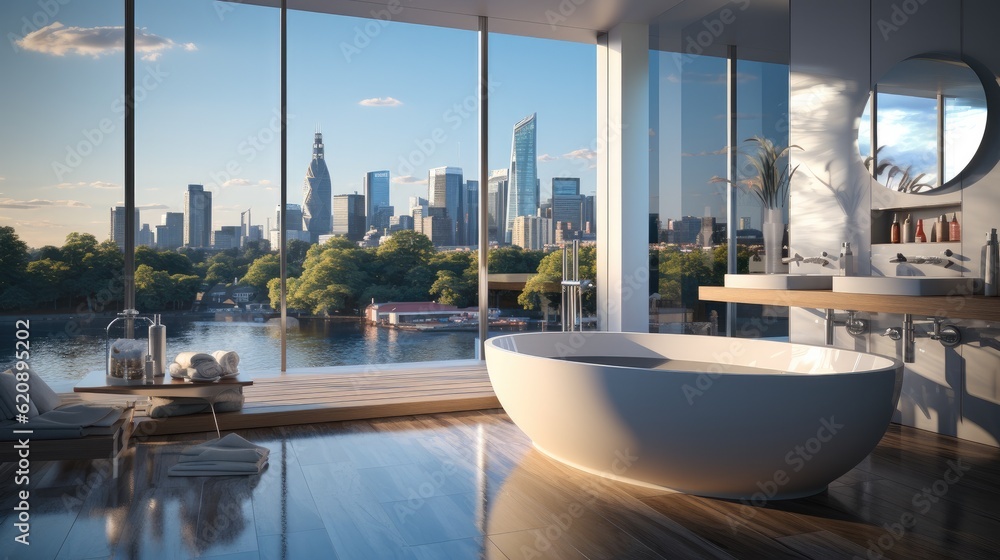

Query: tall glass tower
<box><xmin>504</xmin><ymin>113</ymin><xmax>537</xmax><ymax>244</ymax></box>
<box><xmin>364</xmin><ymin>170</ymin><xmax>391</xmax><ymax>230</ymax></box>
<box><xmin>428</xmin><ymin>166</ymin><xmax>464</xmax><ymax>246</ymax></box>
<box><xmin>303</xmin><ymin>132</ymin><xmax>332</xmax><ymax>243</ymax></box>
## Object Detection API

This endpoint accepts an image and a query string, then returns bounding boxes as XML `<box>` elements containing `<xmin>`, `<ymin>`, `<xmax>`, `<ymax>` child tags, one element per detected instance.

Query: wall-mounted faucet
<box><xmin>881</xmin><ymin>314</ymin><xmax>960</xmax><ymax>363</ymax></box>
<box><xmin>784</xmin><ymin>252</ymin><xmax>830</xmax><ymax>267</ymax></box>
<box><xmin>889</xmin><ymin>251</ymin><xmax>954</xmax><ymax>268</ymax></box>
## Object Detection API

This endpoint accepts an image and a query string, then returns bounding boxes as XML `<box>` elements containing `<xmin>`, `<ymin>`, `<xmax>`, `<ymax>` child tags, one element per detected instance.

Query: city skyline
<box><xmin>0</xmin><ymin>0</ymin><xmax>599</xmax><ymax>249</ymax></box>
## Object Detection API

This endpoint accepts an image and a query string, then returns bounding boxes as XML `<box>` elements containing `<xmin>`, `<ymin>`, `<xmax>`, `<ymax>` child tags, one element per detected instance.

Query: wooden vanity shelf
<box><xmin>699</xmin><ymin>286</ymin><xmax>1000</xmax><ymax>322</ymax></box>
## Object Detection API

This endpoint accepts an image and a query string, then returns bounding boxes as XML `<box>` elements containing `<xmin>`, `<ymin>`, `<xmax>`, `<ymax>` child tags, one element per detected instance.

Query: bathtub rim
<box><xmin>484</xmin><ymin>331</ymin><xmax>902</xmax><ymax>378</ymax></box>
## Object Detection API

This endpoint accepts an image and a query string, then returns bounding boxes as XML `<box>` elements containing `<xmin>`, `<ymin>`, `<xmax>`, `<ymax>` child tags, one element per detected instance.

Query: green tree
<box><xmin>135</xmin><ymin>264</ymin><xmax>171</xmax><ymax>311</ymax></box>
<box><xmin>0</xmin><ymin>226</ymin><xmax>29</xmax><ymax>291</ymax></box>
<box><xmin>487</xmin><ymin>246</ymin><xmax>545</xmax><ymax>273</ymax></box>
<box><xmin>366</xmin><ymin>230</ymin><xmax>437</xmax><ymax>303</ymax></box>
<box><xmin>205</xmin><ymin>254</ymin><xmax>238</xmax><ymax>286</ymax></box>
<box><xmin>518</xmin><ymin>245</ymin><xmax>596</xmax><ymax>312</ymax></box>
<box><xmin>242</xmin><ymin>254</ymin><xmax>281</xmax><ymax>292</ymax></box>
<box><xmin>26</xmin><ymin>258</ymin><xmax>71</xmax><ymax>309</ymax></box>
<box><xmin>168</xmin><ymin>274</ymin><xmax>202</xmax><ymax>310</ymax></box>
<box><xmin>430</xmin><ymin>269</ymin><xmax>476</xmax><ymax>307</ymax></box>
<box><xmin>60</xmin><ymin>232</ymin><xmax>99</xmax><ymax>268</ymax></box>
<box><xmin>76</xmin><ymin>240</ymin><xmax>124</xmax><ymax>311</ymax></box>
<box><xmin>284</xmin><ymin>239</ymin><xmax>371</xmax><ymax>315</ymax></box>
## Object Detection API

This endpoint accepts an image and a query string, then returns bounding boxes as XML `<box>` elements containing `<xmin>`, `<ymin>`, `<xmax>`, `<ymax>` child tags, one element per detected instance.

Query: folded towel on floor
<box><xmin>178</xmin><ymin>447</ymin><xmax>263</xmax><ymax>464</ymax></box>
<box><xmin>167</xmin><ymin>456</ymin><xmax>268</xmax><ymax>477</ymax></box>
<box><xmin>168</xmin><ymin>434</ymin><xmax>269</xmax><ymax>476</ymax></box>
<box><xmin>183</xmin><ymin>433</ymin><xmax>268</xmax><ymax>454</ymax></box>
<box><xmin>211</xmin><ymin>351</ymin><xmax>240</xmax><ymax>377</ymax></box>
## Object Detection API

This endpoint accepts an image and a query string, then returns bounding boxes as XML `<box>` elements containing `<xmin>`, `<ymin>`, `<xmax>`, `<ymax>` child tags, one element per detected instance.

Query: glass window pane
<box><xmin>487</xmin><ymin>34</ymin><xmax>596</xmax><ymax>333</ymax></box>
<box><xmin>0</xmin><ymin>1</ymin><xmax>124</xmax><ymax>389</ymax></box>
<box><xmin>131</xmin><ymin>0</ymin><xmax>280</xmax><ymax>373</ymax></box>
<box><xmin>285</xmin><ymin>12</ymin><xmax>479</xmax><ymax>367</ymax></box>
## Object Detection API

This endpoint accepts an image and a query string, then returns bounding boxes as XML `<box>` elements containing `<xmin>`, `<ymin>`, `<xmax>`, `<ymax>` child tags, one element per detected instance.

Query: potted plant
<box><xmin>714</xmin><ymin>136</ymin><xmax>800</xmax><ymax>273</ymax></box>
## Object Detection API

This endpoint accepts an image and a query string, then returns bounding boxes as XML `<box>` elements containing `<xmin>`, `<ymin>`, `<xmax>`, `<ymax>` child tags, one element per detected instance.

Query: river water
<box><xmin>1</xmin><ymin>314</ymin><xmax>483</xmax><ymax>390</ymax></box>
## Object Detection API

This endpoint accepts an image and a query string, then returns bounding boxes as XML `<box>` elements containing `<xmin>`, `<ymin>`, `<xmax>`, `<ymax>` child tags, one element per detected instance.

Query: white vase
<box><xmin>762</xmin><ymin>208</ymin><xmax>785</xmax><ymax>274</ymax></box>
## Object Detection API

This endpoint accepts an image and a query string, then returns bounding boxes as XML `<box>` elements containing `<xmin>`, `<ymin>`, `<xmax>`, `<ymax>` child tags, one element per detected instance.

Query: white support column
<box><xmin>597</xmin><ymin>23</ymin><xmax>649</xmax><ymax>333</ymax></box>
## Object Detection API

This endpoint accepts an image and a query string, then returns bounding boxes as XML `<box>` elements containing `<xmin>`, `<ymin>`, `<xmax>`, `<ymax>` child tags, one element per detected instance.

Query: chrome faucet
<box><xmin>783</xmin><ymin>252</ymin><xmax>829</xmax><ymax>266</ymax></box>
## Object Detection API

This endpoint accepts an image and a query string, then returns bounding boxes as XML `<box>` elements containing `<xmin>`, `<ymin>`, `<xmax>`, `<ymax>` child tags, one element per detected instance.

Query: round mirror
<box><xmin>858</xmin><ymin>56</ymin><xmax>988</xmax><ymax>193</ymax></box>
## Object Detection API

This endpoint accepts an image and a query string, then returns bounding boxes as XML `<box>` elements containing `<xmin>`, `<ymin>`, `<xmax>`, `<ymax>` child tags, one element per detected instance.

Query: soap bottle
<box><xmin>984</xmin><ymin>229</ymin><xmax>999</xmax><ymax>297</ymax></box>
<box><xmin>902</xmin><ymin>214</ymin><xmax>913</xmax><ymax>243</ymax></box>
<box><xmin>949</xmin><ymin>213</ymin><xmax>961</xmax><ymax>242</ymax></box>
<box><xmin>934</xmin><ymin>215</ymin><xmax>947</xmax><ymax>243</ymax></box>
<box><xmin>148</xmin><ymin>314</ymin><xmax>166</xmax><ymax>377</ymax></box>
<box><xmin>840</xmin><ymin>242</ymin><xmax>855</xmax><ymax>276</ymax></box>
<box><xmin>915</xmin><ymin>219</ymin><xmax>926</xmax><ymax>243</ymax></box>
<box><xmin>890</xmin><ymin>213</ymin><xmax>900</xmax><ymax>243</ymax></box>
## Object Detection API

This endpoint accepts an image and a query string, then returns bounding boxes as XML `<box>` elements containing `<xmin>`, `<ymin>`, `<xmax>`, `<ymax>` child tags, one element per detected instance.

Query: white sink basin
<box><xmin>832</xmin><ymin>276</ymin><xmax>980</xmax><ymax>296</ymax></box>
<box><xmin>724</xmin><ymin>274</ymin><xmax>833</xmax><ymax>290</ymax></box>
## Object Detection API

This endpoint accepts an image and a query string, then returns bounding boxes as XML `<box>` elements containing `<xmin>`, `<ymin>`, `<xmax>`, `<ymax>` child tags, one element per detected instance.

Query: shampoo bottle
<box><xmin>985</xmin><ymin>229</ymin><xmax>999</xmax><ymax>297</ymax></box>
<box><xmin>950</xmin><ymin>214</ymin><xmax>961</xmax><ymax>242</ymax></box>
<box><xmin>890</xmin><ymin>213</ymin><xmax>900</xmax><ymax>243</ymax></box>
<box><xmin>902</xmin><ymin>214</ymin><xmax>913</xmax><ymax>243</ymax></box>
<box><xmin>148</xmin><ymin>314</ymin><xmax>166</xmax><ymax>377</ymax></box>
<box><xmin>934</xmin><ymin>215</ymin><xmax>947</xmax><ymax>243</ymax></box>
<box><xmin>915</xmin><ymin>219</ymin><xmax>926</xmax><ymax>243</ymax></box>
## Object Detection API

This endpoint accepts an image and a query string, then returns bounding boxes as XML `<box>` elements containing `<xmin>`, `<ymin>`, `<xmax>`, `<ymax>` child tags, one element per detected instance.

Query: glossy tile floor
<box><xmin>1</xmin><ymin>409</ymin><xmax>999</xmax><ymax>559</ymax></box>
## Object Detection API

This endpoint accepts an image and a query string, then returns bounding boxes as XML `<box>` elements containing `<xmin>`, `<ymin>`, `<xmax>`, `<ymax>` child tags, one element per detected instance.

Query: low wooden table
<box><xmin>75</xmin><ymin>371</ymin><xmax>253</xmax><ymax>439</ymax></box>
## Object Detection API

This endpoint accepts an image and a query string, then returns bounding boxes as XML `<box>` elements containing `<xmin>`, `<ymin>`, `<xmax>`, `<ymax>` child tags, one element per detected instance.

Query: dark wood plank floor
<box><xmin>1</xmin><ymin>411</ymin><xmax>998</xmax><ymax>559</ymax></box>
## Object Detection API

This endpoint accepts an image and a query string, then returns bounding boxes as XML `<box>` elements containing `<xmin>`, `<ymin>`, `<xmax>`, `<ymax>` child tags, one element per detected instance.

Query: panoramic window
<box><xmin>487</xmin><ymin>33</ymin><xmax>597</xmax><ymax>332</ymax></box>
<box><xmin>284</xmin><ymin>11</ymin><xmax>480</xmax><ymax>367</ymax></box>
<box><xmin>0</xmin><ymin>0</ymin><xmax>125</xmax><ymax>388</ymax></box>
<box><xmin>134</xmin><ymin>0</ymin><xmax>281</xmax><ymax>370</ymax></box>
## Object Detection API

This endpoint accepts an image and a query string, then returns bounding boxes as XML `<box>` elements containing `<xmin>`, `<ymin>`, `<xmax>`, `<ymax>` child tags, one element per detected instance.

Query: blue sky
<box><xmin>1</xmin><ymin>0</ymin><xmax>597</xmax><ymax>248</ymax></box>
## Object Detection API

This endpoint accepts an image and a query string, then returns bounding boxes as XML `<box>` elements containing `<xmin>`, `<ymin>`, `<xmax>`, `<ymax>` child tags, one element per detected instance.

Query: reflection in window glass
<box><xmin>874</xmin><ymin>92</ymin><xmax>938</xmax><ymax>189</ymax></box>
<box><xmin>649</xmin><ymin>52</ymin><xmax>789</xmax><ymax>337</ymax></box>
<box><xmin>944</xmin><ymin>97</ymin><xmax>987</xmax><ymax>181</ymax></box>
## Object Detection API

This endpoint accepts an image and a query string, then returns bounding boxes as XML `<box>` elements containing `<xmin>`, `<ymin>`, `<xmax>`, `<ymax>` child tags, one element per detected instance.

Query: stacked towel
<box><xmin>168</xmin><ymin>433</ymin><xmax>269</xmax><ymax>476</ymax></box>
<box><xmin>211</xmin><ymin>351</ymin><xmax>240</xmax><ymax>378</ymax></box>
<box><xmin>169</xmin><ymin>352</ymin><xmax>222</xmax><ymax>382</ymax></box>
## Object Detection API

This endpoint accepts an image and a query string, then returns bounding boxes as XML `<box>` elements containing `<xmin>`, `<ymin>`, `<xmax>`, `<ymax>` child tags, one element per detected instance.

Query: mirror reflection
<box><xmin>858</xmin><ymin>56</ymin><xmax>987</xmax><ymax>192</ymax></box>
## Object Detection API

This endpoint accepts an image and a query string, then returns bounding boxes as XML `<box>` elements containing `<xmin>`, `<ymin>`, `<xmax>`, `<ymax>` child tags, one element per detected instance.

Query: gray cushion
<box><xmin>0</xmin><ymin>370</ymin><xmax>39</xmax><ymax>419</ymax></box>
<box><xmin>26</xmin><ymin>367</ymin><xmax>62</xmax><ymax>414</ymax></box>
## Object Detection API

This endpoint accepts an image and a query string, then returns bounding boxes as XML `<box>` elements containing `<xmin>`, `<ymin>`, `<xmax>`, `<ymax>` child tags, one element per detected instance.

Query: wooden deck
<box><xmin>127</xmin><ymin>361</ymin><xmax>499</xmax><ymax>436</ymax></box>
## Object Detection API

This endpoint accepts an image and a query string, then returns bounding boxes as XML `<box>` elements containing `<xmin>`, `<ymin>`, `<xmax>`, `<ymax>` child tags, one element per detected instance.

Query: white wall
<box><xmin>790</xmin><ymin>0</ymin><xmax>1000</xmax><ymax>446</ymax></box>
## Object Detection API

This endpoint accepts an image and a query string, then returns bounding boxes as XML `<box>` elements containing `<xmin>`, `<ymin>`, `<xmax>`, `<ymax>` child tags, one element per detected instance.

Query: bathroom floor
<box><xmin>1</xmin><ymin>409</ymin><xmax>997</xmax><ymax>559</ymax></box>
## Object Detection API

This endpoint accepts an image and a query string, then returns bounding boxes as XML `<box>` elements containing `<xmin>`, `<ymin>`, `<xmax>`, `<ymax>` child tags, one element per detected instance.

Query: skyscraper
<box><xmin>487</xmin><ymin>168</ymin><xmax>508</xmax><ymax>245</ymax></box>
<box><xmin>156</xmin><ymin>212</ymin><xmax>184</xmax><ymax>250</ymax></box>
<box><xmin>552</xmin><ymin>177</ymin><xmax>583</xmax><ymax>237</ymax></box>
<box><xmin>364</xmin><ymin>170</ymin><xmax>391</xmax><ymax>231</ymax></box>
<box><xmin>110</xmin><ymin>206</ymin><xmax>139</xmax><ymax>250</ymax></box>
<box><xmin>428</xmin><ymin>166</ymin><xmax>464</xmax><ymax>246</ymax></box>
<box><xmin>512</xmin><ymin>215</ymin><xmax>552</xmax><ymax>251</ymax></box>
<box><xmin>333</xmin><ymin>193</ymin><xmax>366</xmax><ymax>242</ymax></box>
<box><xmin>277</xmin><ymin>203</ymin><xmax>304</xmax><ymax>231</ymax></box>
<box><xmin>303</xmin><ymin>132</ymin><xmax>332</xmax><ymax>243</ymax></box>
<box><xmin>465</xmin><ymin>180</ymin><xmax>478</xmax><ymax>247</ymax></box>
<box><xmin>505</xmin><ymin>113</ymin><xmax>537</xmax><ymax>243</ymax></box>
<box><xmin>183</xmin><ymin>184</ymin><xmax>212</xmax><ymax>248</ymax></box>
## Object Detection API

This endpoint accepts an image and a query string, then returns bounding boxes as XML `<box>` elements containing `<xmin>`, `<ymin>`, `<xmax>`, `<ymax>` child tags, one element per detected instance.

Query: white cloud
<box><xmin>359</xmin><ymin>97</ymin><xmax>403</xmax><ymax>107</ymax></box>
<box><xmin>0</xmin><ymin>177</ymin><xmax>5</xmax><ymax>181</ymax></box>
<box><xmin>0</xmin><ymin>198</ymin><xmax>89</xmax><ymax>209</ymax></box>
<box><xmin>138</xmin><ymin>203</ymin><xmax>169</xmax><ymax>211</ymax></box>
<box><xmin>223</xmin><ymin>178</ymin><xmax>252</xmax><ymax>188</ymax></box>
<box><xmin>537</xmin><ymin>154</ymin><xmax>558</xmax><ymax>163</ymax></box>
<box><xmin>564</xmin><ymin>148</ymin><xmax>597</xmax><ymax>161</ymax></box>
<box><xmin>55</xmin><ymin>181</ymin><xmax>119</xmax><ymax>190</ymax></box>
<box><xmin>91</xmin><ymin>181</ymin><xmax>118</xmax><ymax>189</ymax></box>
<box><xmin>16</xmin><ymin>22</ymin><xmax>196</xmax><ymax>60</ymax></box>
<box><xmin>392</xmin><ymin>175</ymin><xmax>427</xmax><ymax>185</ymax></box>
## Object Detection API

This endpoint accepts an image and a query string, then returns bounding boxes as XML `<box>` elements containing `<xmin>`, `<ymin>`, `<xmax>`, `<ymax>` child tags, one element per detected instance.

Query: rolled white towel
<box><xmin>212</xmin><ymin>350</ymin><xmax>240</xmax><ymax>377</ymax></box>
<box><xmin>172</xmin><ymin>352</ymin><xmax>222</xmax><ymax>380</ymax></box>
<box><xmin>168</xmin><ymin>363</ymin><xmax>200</xmax><ymax>380</ymax></box>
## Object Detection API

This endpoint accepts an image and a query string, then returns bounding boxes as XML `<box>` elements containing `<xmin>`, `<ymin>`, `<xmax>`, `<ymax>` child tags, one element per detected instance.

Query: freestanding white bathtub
<box><xmin>485</xmin><ymin>332</ymin><xmax>902</xmax><ymax>500</ymax></box>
